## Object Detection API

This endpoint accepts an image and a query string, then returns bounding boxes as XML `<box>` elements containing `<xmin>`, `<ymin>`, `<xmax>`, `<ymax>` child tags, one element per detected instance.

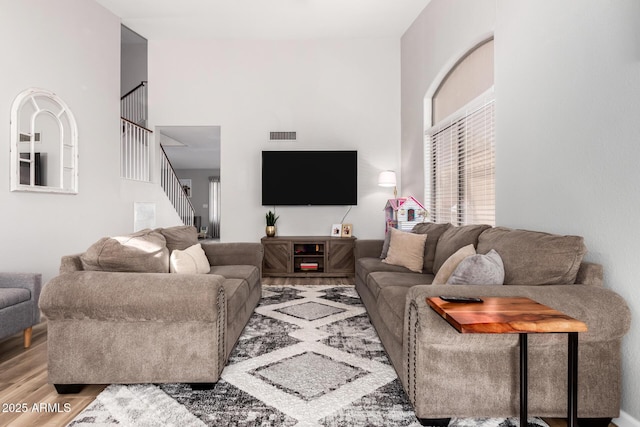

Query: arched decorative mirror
<box><xmin>10</xmin><ymin>88</ymin><xmax>78</xmax><ymax>194</ymax></box>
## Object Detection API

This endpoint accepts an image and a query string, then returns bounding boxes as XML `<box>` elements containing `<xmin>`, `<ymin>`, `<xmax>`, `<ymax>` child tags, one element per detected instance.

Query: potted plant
<box><xmin>265</xmin><ymin>210</ymin><xmax>279</xmax><ymax>237</ymax></box>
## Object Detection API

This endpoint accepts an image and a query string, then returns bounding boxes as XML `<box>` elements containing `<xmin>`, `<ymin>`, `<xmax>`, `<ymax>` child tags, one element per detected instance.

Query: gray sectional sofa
<box><xmin>39</xmin><ymin>226</ymin><xmax>262</xmax><ymax>393</ymax></box>
<box><xmin>355</xmin><ymin>223</ymin><xmax>631</xmax><ymax>426</ymax></box>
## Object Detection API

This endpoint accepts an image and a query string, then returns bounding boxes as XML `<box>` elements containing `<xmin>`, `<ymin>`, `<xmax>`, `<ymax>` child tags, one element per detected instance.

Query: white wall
<box><xmin>149</xmin><ymin>38</ymin><xmax>401</xmax><ymax>242</ymax></box>
<box><xmin>495</xmin><ymin>1</ymin><xmax>640</xmax><ymax>422</ymax></box>
<box><xmin>400</xmin><ymin>0</ymin><xmax>495</xmax><ymax>198</ymax></box>
<box><xmin>401</xmin><ymin>0</ymin><xmax>640</xmax><ymax>422</ymax></box>
<box><xmin>121</xmin><ymin>39</ymin><xmax>148</xmax><ymax>96</ymax></box>
<box><xmin>0</xmin><ymin>0</ymin><xmax>181</xmax><ymax>283</ymax></box>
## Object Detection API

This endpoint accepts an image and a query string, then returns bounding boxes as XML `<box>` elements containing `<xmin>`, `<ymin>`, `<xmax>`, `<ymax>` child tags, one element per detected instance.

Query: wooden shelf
<box><xmin>261</xmin><ymin>236</ymin><xmax>355</xmax><ymax>278</ymax></box>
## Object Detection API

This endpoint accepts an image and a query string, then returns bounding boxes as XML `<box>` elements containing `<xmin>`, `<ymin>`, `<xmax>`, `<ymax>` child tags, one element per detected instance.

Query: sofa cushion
<box><xmin>80</xmin><ymin>229</ymin><xmax>169</xmax><ymax>273</ymax></box>
<box><xmin>209</xmin><ymin>265</ymin><xmax>260</xmax><ymax>290</ymax></box>
<box><xmin>447</xmin><ymin>249</ymin><xmax>505</xmax><ymax>285</ymax></box>
<box><xmin>356</xmin><ymin>257</ymin><xmax>418</xmax><ymax>290</ymax></box>
<box><xmin>170</xmin><ymin>244</ymin><xmax>211</xmax><ymax>274</ymax></box>
<box><xmin>477</xmin><ymin>227</ymin><xmax>587</xmax><ymax>285</ymax></box>
<box><xmin>432</xmin><ymin>244</ymin><xmax>476</xmax><ymax>285</ymax></box>
<box><xmin>367</xmin><ymin>271</ymin><xmax>433</xmax><ymax>300</ymax></box>
<box><xmin>357</xmin><ymin>257</ymin><xmax>416</xmax><ymax>277</ymax></box>
<box><xmin>157</xmin><ymin>225</ymin><xmax>198</xmax><ymax>253</ymax></box>
<box><xmin>412</xmin><ymin>222</ymin><xmax>452</xmax><ymax>274</ymax></box>
<box><xmin>0</xmin><ymin>288</ymin><xmax>31</xmax><ymax>309</ymax></box>
<box><xmin>433</xmin><ymin>224</ymin><xmax>491</xmax><ymax>274</ymax></box>
<box><xmin>382</xmin><ymin>228</ymin><xmax>428</xmax><ymax>273</ymax></box>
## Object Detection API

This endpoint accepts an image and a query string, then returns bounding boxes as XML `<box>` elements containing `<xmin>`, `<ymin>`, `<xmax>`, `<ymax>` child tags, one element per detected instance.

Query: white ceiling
<box><xmin>159</xmin><ymin>126</ymin><xmax>221</xmax><ymax>170</ymax></box>
<box><xmin>97</xmin><ymin>0</ymin><xmax>430</xmax><ymax>40</ymax></box>
<box><xmin>112</xmin><ymin>1</ymin><xmax>430</xmax><ymax>170</ymax></box>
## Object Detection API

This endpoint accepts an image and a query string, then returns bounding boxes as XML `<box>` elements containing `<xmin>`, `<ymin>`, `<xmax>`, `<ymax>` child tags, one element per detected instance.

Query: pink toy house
<box><xmin>384</xmin><ymin>196</ymin><xmax>428</xmax><ymax>232</ymax></box>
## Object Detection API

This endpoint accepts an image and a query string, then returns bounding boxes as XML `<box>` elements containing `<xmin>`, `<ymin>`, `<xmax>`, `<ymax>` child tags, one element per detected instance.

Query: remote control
<box><xmin>439</xmin><ymin>296</ymin><xmax>483</xmax><ymax>303</ymax></box>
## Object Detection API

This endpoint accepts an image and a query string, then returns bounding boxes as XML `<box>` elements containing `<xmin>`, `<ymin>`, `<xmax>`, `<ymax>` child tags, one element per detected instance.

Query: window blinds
<box><xmin>425</xmin><ymin>88</ymin><xmax>495</xmax><ymax>226</ymax></box>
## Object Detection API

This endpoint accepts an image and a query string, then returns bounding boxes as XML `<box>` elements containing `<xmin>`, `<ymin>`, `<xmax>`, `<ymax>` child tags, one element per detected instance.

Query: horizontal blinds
<box><xmin>425</xmin><ymin>88</ymin><xmax>495</xmax><ymax>226</ymax></box>
<box><xmin>429</xmin><ymin>118</ymin><xmax>462</xmax><ymax>224</ymax></box>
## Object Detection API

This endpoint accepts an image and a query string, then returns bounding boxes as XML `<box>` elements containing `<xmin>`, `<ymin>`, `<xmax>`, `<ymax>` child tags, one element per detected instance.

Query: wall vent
<box><xmin>270</xmin><ymin>131</ymin><xmax>297</xmax><ymax>141</ymax></box>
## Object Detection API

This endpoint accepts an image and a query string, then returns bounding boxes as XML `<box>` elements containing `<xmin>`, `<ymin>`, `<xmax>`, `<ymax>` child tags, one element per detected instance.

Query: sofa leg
<box><xmin>189</xmin><ymin>383</ymin><xmax>215</xmax><ymax>391</ymax></box>
<box><xmin>418</xmin><ymin>418</ymin><xmax>451</xmax><ymax>426</ymax></box>
<box><xmin>578</xmin><ymin>418</ymin><xmax>612</xmax><ymax>427</ymax></box>
<box><xmin>54</xmin><ymin>384</ymin><xmax>85</xmax><ymax>394</ymax></box>
<box><xmin>23</xmin><ymin>327</ymin><xmax>32</xmax><ymax>348</ymax></box>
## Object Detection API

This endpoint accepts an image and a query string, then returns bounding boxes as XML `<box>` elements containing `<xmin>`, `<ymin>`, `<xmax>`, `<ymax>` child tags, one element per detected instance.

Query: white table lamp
<box><xmin>378</xmin><ymin>170</ymin><xmax>397</xmax><ymax>199</ymax></box>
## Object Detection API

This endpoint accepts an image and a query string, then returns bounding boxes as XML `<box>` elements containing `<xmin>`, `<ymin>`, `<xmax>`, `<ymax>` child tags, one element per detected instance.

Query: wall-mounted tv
<box><xmin>262</xmin><ymin>150</ymin><xmax>357</xmax><ymax>206</ymax></box>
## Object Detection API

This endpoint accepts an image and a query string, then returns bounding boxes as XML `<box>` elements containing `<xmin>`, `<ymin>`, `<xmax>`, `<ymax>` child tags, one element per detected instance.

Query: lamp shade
<box><xmin>378</xmin><ymin>170</ymin><xmax>396</xmax><ymax>187</ymax></box>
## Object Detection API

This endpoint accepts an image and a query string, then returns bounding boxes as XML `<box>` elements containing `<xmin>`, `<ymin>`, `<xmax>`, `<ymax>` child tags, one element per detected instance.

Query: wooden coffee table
<box><xmin>427</xmin><ymin>296</ymin><xmax>587</xmax><ymax>427</ymax></box>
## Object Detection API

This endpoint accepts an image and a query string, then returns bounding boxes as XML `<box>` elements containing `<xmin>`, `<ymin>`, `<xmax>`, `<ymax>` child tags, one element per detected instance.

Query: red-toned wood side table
<box><xmin>426</xmin><ymin>296</ymin><xmax>588</xmax><ymax>427</ymax></box>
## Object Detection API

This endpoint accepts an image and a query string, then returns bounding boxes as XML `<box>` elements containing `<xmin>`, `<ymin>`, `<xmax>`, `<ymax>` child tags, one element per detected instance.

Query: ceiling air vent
<box><xmin>270</xmin><ymin>131</ymin><xmax>297</xmax><ymax>142</ymax></box>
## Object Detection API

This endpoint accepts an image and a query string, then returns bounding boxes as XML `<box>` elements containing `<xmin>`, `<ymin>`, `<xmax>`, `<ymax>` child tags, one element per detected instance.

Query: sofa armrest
<box><xmin>40</xmin><ymin>271</ymin><xmax>225</xmax><ymax>322</ymax></box>
<box><xmin>0</xmin><ymin>273</ymin><xmax>42</xmax><ymax>323</ymax></box>
<box><xmin>405</xmin><ymin>284</ymin><xmax>631</xmax><ymax>345</ymax></box>
<box><xmin>403</xmin><ymin>284</ymin><xmax>630</xmax><ymax>418</ymax></box>
<box><xmin>354</xmin><ymin>240</ymin><xmax>384</xmax><ymax>260</ymax></box>
<box><xmin>201</xmin><ymin>242</ymin><xmax>263</xmax><ymax>269</ymax></box>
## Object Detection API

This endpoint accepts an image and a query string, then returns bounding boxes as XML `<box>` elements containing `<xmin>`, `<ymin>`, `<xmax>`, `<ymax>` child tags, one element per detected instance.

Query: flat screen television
<box><xmin>262</xmin><ymin>150</ymin><xmax>357</xmax><ymax>206</ymax></box>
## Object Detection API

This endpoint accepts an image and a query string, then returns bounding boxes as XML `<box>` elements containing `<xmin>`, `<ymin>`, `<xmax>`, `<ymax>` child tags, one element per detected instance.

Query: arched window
<box><xmin>10</xmin><ymin>88</ymin><xmax>78</xmax><ymax>194</ymax></box>
<box><xmin>425</xmin><ymin>39</ymin><xmax>494</xmax><ymax>225</ymax></box>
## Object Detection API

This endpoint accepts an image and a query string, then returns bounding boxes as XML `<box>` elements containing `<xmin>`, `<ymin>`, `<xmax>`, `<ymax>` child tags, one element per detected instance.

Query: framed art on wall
<box><xmin>180</xmin><ymin>179</ymin><xmax>192</xmax><ymax>198</ymax></box>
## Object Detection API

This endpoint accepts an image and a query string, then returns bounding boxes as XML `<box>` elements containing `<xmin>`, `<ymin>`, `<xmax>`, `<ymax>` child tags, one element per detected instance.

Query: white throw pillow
<box><xmin>432</xmin><ymin>244</ymin><xmax>476</xmax><ymax>284</ymax></box>
<box><xmin>169</xmin><ymin>243</ymin><xmax>211</xmax><ymax>274</ymax></box>
<box><xmin>382</xmin><ymin>228</ymin><xmax>428</xmax><ymax>273</ymax></box>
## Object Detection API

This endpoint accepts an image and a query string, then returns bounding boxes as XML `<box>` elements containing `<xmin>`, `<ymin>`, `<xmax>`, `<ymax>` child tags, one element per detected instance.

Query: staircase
<box><xmin>160</xmin><ymin>145</ymin><xmax>194</xmax><ymax>226</ymax></box>
<box><xmin>121</xmin><ymin>81</ymin><xmax>147</xmax><ymax>128</ymax></box>
<box><xmin>120</xmin><ymin>82</ymin><xmax>194</xmax><ymax>226</ymax></box>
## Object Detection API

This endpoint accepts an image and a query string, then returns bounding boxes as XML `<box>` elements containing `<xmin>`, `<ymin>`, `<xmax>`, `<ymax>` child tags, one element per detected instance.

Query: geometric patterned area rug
<box><xmin>68</xmin><ymin>285</ymin><xmax>549</xmax><ymax>427</ymax></box>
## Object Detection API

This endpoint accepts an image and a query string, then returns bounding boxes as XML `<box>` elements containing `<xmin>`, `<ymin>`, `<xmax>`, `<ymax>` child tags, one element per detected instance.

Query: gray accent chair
<box><xmin>0</xmin><ymin>272</ymin><xmax>42</xmax><ymax>348</ymax></box>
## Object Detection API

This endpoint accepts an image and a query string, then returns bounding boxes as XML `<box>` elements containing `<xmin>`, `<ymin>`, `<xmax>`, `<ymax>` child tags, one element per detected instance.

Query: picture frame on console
<box><xmin>331</xmin><ymin>224</ymin><xmax>342</xmax><ymax>237</ymax></box>
<box><xmin>341</xmin><ymin>224</ymin><xmax>352</xmax><ymax>237</ymax></box>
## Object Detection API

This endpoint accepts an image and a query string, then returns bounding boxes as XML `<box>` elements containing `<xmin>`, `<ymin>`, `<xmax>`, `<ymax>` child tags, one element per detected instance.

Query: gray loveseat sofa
<box><xmin>39</xmin><ymin>226</ymin><xmax>262</xmax><ymax>393</ymax></box>
<box><xmin>355</xmin><ymin>223</ymin><xmax>631</xmax><ymax>426</ymax></box>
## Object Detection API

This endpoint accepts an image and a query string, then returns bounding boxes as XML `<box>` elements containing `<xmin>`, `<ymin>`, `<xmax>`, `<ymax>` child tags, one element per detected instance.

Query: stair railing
<box><xmin>121</xmin><ymin>118</ymin><xmax>151</xmax><ymax>182</ymax></box>
<box><xmin>160</xmin><ymin>145</ymin><xmax>194</xmax><ymax>226</ymax></box>
<box><xmin>121</xmin><ymin>81</ymin><xmax>147</xmax><ymax>127</ymax></box>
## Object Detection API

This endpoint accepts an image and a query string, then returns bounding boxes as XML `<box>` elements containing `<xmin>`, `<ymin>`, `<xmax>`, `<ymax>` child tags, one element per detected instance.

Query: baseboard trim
<box><xmin>614</xmin><ymin>410</ymin><xmax>640</xmax><ymax>427</ymax></box>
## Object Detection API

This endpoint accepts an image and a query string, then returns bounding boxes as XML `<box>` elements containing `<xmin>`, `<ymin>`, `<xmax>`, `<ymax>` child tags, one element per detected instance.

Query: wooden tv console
<box><xmin>261</xmin><ymin>236</ymin><xmax>356</xmax><ymax>277</ymax></box>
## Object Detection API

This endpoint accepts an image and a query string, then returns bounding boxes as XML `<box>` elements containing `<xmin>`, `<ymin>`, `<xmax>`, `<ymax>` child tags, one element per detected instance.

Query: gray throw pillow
<box><xmin>446</xmin><ymin>249</ymin><xmax>505</xmax><ymax>286</ymax></box>
<box><xmin>380</xmin><ymin>230</ymin><xmax>392</xmax><ymax>259</ymax></box>
<box><xmin>81</xmin><ymin>229</ymin><xmax>170</xmax><ymax>273</ymax></box>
